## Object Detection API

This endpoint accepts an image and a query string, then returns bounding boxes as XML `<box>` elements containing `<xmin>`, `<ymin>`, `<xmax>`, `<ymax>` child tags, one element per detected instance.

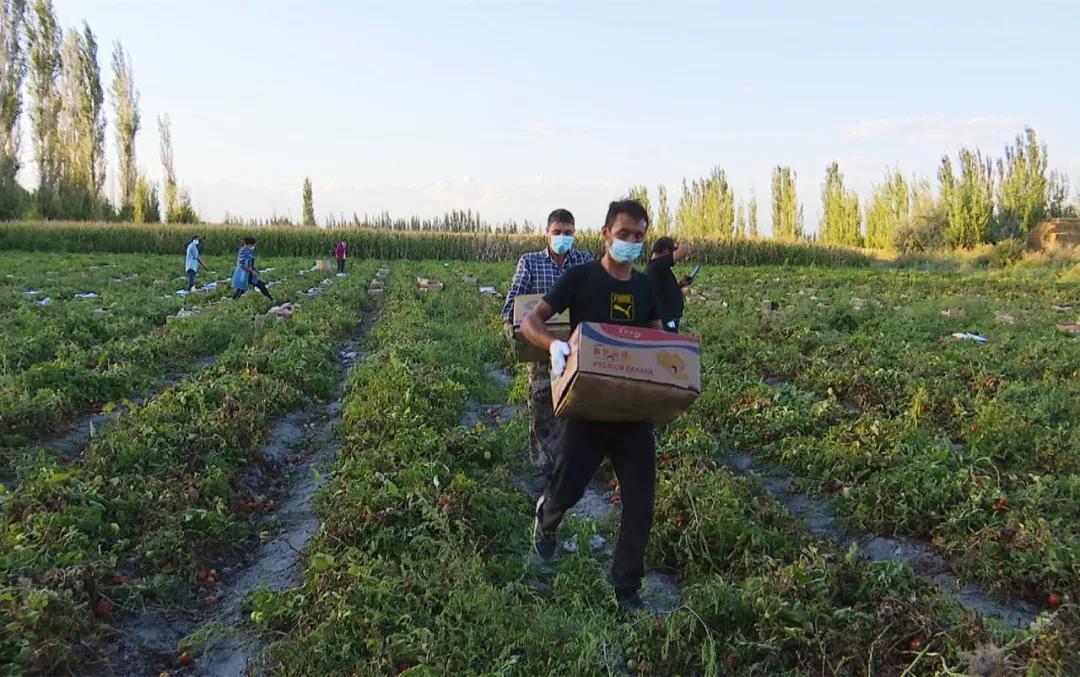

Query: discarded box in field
<box><xmin>551</xmin><ymin>322</ymin><xmax>701</xmax><ymax>424</ymax></box>
<box><xmin>314</xmin><ymin>259</ymin><xmax>335</xmax><ymax>272</ymax></box>
<box><xmin>512</xmin><ymin>293</ymin><xmax>570</xmax><ymax>362</ymax></box>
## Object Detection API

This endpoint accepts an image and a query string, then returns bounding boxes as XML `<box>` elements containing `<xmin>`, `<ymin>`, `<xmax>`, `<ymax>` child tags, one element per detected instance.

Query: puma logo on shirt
<box><xmin>610</xmin><ymin>292</ymin><xmax>635</xmax><ymax>321</ymax></box>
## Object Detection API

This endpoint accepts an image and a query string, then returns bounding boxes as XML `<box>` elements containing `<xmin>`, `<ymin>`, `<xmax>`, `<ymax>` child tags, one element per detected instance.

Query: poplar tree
<box><xmin>656</xmin><ymin>184</ymin><xmax>671</xmax><ymax>235</ymax></box>
<box><xmin>865</xmin><ymin>169</ymin><xmax>910</xmax><ymax>249</ymax></box>
<box><xmin>132</xmin><ymin>173</ymin><xmax>158</xmax><ymax>223</ymax></box>
<box><xmin>0</xmin><ymin>0</ymin><xmax>27</xmax><ymax>214</ymax></box>
<box><xmin>997</xmin><ymin>127</ymin><xmax>1048</xmax><ymax>236</ymax></box>
<box><xmin>735</xmin><ymin>199</ymin><xmax>746</xmax><ymax>237</ymax></box>
<box><xmin>939</xmin><ymin>149</ymin><xmax>994</xmax><ymax>248</ymax></box>
<box><xmin>110</xmin><ymin>40</ymin><xmax>138</xmax><ymax>214</ymax></box>
<box><xmin>57</xmin><ymin>22</ymin><xmax>105</xmax><ymax>202</ymax></box>
<box><xmin>675</xmin><ymin>167</ymin><xmax>734</xmax><ymax>237</ymax></box>
<box><xmin>771</xmin><ymin>166</ymin><xmax>802</xmax><ymax>239</ymax></box>
<box><xmin>820</xmin><ymin>162</ymin><xmax>862</xmax><ymax>246</ymax></box>
<box><xmin>628</xmin><ymin>185</ymin><xmax>654</xmax><ymax>227</ymax></box>
<box><xmin>747</xmin><ymin>193</ymin><xmax>759</xmax><ymax>237</ymax></box>
<box><xmin>26</xmin><ymin>0</ymin><xmax>62</xmax><ymax>208</ymax></box>
<box><xmin>302</xmin><ymin>177</ymin><xmax>315</xmax><ymax>226</ymax></box>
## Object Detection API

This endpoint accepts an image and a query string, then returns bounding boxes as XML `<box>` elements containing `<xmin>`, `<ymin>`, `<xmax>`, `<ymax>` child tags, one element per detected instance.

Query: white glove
<box><xmin>549</xmin><ymin>340</ymin><xmax>572</xmax><ymax>379</ymax></box>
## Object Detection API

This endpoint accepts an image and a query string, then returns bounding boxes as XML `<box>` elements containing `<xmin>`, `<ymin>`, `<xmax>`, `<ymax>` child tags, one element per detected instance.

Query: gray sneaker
<box><xmin>532</xmin><ymin>496</ymin><xmax>557</xmax><ymax>559</ymax></box>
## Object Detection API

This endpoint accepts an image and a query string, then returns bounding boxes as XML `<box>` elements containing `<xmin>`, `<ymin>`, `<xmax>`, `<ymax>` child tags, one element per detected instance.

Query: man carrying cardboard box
<box><xmin>520</xmin><ymin>198</ymin><xmax>662</xmax><ymax>613</ymax></box>
<box><xmin>501</xmin><ymin>209</ymin><xmax>592</xmax><ymax>471</ymax></box>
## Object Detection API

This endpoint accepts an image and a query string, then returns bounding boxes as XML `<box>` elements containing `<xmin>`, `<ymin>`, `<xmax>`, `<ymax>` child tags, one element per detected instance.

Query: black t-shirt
<box><xmin>543</xmin><ymin>260</ymin><xmax>659</xmax><ymax>330</ymax></box>
<box><xmin>643</xmin><ymin>253</ymin><xmax>685</xmax><ymax>319</ymax></box>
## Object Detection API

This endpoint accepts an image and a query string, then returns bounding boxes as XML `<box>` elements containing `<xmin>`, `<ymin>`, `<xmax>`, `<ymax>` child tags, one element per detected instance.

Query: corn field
<box><xmin>0</xmin><ymin>221</ymin><xmax>872</xmax><ymax>267</ymax></box>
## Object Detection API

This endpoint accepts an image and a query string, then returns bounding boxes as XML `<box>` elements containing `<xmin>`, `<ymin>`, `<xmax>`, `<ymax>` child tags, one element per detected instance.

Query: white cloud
<box><xmin>847</xmin><ymin>114</ymin><xmax>1023</xmax><ymax>145</ymax></box>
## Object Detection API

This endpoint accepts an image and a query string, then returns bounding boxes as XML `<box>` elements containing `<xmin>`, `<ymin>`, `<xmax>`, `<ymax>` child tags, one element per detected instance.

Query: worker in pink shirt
<box><xmin>335</xmin><ymin>240</ymin><xmax>347</xmax><ymax>274</ymax></box>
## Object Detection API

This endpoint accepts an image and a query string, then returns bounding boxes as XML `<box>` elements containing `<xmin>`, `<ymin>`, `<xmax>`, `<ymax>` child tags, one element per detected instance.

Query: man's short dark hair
<box><xmin>652</xmin><ymin>237</ymin><xmax>676</xmax><ymax>254</ymax></box>
<box><xmin>244</xmin><ymin>236</ymin><xmax>257</xmax><ymax>245</ymax></box>
<box><xmin>604</xmin><ymin>199</ymin><xmax>649</xmax><ymax>230</ymax></box>
<box><xmin>548</xmin><ymin>209</ymin><xmax>574</xmax><ymax>226</ymax></box>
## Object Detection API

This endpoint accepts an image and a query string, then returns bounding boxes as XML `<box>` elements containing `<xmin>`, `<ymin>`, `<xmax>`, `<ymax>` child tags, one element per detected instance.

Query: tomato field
<box><xmin>0</xmin><ymin>250</ymin><xmax>1077</xmax><ymax>675</ymax></box>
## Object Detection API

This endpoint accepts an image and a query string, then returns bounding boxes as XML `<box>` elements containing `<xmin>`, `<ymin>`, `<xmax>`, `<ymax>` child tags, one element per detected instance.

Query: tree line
<box><xmin>0</xmin><ymin>0</ymin><xmax>198</xmax><ymax>223</ymax></box>
<box><xmin>631</xmin><ymin>127</ymin><xmax>1077</xmax><ymax>251</ymax></box>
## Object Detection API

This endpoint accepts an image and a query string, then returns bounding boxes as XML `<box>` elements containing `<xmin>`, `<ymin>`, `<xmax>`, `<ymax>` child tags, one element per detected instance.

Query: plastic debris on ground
<box><xmin>74</xmin><ymin>292</ymin><xmax>99</xmax><ymax>299</ymax></box>
<box><xmin>267</xmin><ymin>302</ymin><xmax>299</xmax><ymax>320</ymax></box>
<box><xmin>951</xmin><ymin>332</ymin><xmax>988</xmax><ymax>344</ymax></box>
<box><xmin>92</xmin><ymin>308</ymin><xmax>111</xmax><ymax>317</ymax></box>
<box><xmin>175</xmin><ymin>289</ymin><xmax>190</xmax><ymax>296</ymax></box>
<box><xmin>1053</xmin><ymin>305</ymin><xmax>1073</xmax><ymax>313</ymax></box>
<box><xmin>35</xmin><ymin>296</ymin><xmax>52</xmax><ymax>305</ymax></box>
<box><xmin>336</xmin><ymin>272</ymin><xmax>348</xmax><ymax>277</ymax></box>
<box><xmin>1057</xmin><ymin>320</ymin><xmax>1080</xmax><ymax>336</ymax></box>
<box><xmin>23</xmin><ymin>289</ymin><xmax>43</xmax><ymax>296</ymax></box>
<box><xmin>202</xmin><ymin>281</ymin><xmax>218</xmax><ymax>291</ymax></box>
<box><xmin>479</xmin><ymin>286</ymin><xmax>498</xmax><ymax>295</ymax></box>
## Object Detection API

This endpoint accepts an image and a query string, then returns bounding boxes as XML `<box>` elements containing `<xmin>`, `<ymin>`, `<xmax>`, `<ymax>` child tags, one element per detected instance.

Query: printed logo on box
<box><xmin>656</xmin><ymin>351</ymin><xmax>689</xmax><ymax>381</ymax></box>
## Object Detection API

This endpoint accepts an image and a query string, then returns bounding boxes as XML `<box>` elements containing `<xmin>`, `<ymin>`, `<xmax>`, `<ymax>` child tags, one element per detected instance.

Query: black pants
<box><xmin>540</xmin><ymin>419</ymin><xmax>656</xmax><ymax>594</ymax></box>
<box><xmin>233</xmin><ymin>280</ymin><xmax>273</xmax><ymax>300</ymax></box>
<box><xmin>663</xmin><ymin>318</ymin><xmax>680</xmax><ymax>333</ymax></box>
<box><xmin>337</xmin><ymin>258</ymin><xmax>346</xmax><ymax>274</ymax></box>
<box><xmin>187</xmin><ymin>269</ymin><xmax>197</xmax><ymax>289</ymax></box>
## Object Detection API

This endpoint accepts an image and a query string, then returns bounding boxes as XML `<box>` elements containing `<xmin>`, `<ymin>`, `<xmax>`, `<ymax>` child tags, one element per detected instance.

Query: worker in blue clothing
<box><xmin>501</xmin><ymin>209</ymin><xmax>592</xmax><ymax>471</ymax></box>
<box><xmin>184</xmin><ymin>235</ymin><xmax>206</xmax><ymax>291</ymax></box>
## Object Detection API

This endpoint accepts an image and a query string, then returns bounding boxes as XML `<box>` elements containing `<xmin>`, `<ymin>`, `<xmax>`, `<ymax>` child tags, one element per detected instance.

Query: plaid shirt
<box><xmin>502</xmin><ymin>248</ymin><xmax>593</xmax><ymax>321</ymax></box>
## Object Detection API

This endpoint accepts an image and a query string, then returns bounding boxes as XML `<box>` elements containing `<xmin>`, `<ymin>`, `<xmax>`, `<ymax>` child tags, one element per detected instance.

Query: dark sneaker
<box><xmin>532</xmin><ymin>496</ymin><xmax>557</xmax><ymax>559</ymax></box>
<box><xmin>615</xmin><ymin>589</ymin><xmax>646</xmax><ymax>614</ymax></box>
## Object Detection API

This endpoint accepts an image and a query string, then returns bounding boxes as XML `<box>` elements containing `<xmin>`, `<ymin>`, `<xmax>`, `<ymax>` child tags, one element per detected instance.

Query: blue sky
<box><xmin>33</xmin><ymin>0</ymin><xmax>1080</xmax><ymax>231</ymax></box>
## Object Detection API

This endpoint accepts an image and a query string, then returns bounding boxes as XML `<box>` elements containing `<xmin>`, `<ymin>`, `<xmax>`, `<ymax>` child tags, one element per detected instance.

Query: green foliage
<box><xmin>865</xmin><ymin>169</ymin><xmax>910</xmax><ymax>250</ymax></box>
<box><xmin>747</xmin><ymin>193</ymin><xmax>759</xmax><ymax>237</ymax></box>
<box><xmin>25</xmin><ymin>0</ymin><xmax>62</xmax><ymax>205</ymax></box>
<box><xmin>109</xmin><ymin>40</ymin><xmax>138</xmax><ymax>210</ymax></box>
<box><xmin>301</xmin><ymin>176</ymin><xmax>315</xmax><ymax>227</ymax></box>
<box><xmin>132</xmin><ymin>174</ymin><xmax>159</xmax><ymax>224</ymax></box>
<box><xmin>627</xmin><ymin>185</ymin><xmax>655</xmax><ymax>228</ymax></box>
<box><xmin>676</xmin><ymin>167</ymin><xmax>735</xmax><ymax>237</ymax></box>
<box><xmin>771</xmin><ymin>165</ymin><xmax>803</xmax><ymax>239</ymax></box>
<box><xmin>656</xmin><ymin>184</ymin><xmax>671</xmax><ymax>235</ymax></box>
<box><xmin>819</xmin><ymin>161</ymin><xmax>862</xmax><ymax>247</ymax></box>
<box><xmin>939</xmin><ymin>149</ymin><xmax>994</xmax><ymax>248</ymax></box>
<box><xmin>997</xmin><ymin>128</ymin><xmax>1048</xmax><ymax>237</ymax></box>
<box><xmin>0</xmin><ymin>0</ymin><xmax>28</xmax><ymax>216</ymax></box>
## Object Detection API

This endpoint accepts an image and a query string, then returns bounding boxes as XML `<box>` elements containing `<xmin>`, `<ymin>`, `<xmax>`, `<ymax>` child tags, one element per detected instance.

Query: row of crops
<box><xmin>0</xmin><ymin>221</ymin><xmax>872</xmax><ymax>267</ymax></box>
<box><xmin>0</xmin><ymin>251</ymin><xmax>1076</xmax><ymax>674</ymax></box>
<box><xmin>0</xmin><ymin>253</ymin><xmax>377</xmax><ymax>671</ymax></box>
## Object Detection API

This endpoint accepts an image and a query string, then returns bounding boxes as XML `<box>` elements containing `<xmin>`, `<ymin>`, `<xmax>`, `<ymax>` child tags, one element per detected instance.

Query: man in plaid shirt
<box><xmin>503</xmin><ymin>209</ymin><xmax>592</xmax><ymax>470</ymax></box>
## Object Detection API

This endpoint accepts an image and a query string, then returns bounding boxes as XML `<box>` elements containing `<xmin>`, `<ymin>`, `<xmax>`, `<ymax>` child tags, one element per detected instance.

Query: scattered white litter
<box><xmin>336</xmin><ymin>272</ymin><xmax>348</xmax><ymax>277</ymax></box>
<box><xmin>320</xmin><ymin>279</ymin><xmax>333</xmax><ymax>286</ymax></box>
<box><xmin>202</xmin><ymin>281</ymin><xmax>218</xmax><ymax>291</ymax></box>
<box><xmin>35</xmin><ymin>296</ymin><xmax>52</xmax><ymax>305</ymax></box>
<box><xmin>175</xmin><ymin>290</ymin><xmax>190</xmax><ymax>297</ymax></box>
<box><xmin>951</xmin><ymin>332</ymin><xmax>988</xmax><ymax>344</ymax></box>
<box><xmin>23</xmin><ymin>289</ymin><xmax>43</xmax><ymax>296</ymax></box>
<box><xmin>74</xmin><ymin>292</ymin><xmax>99</xmax><ymax>299</ymax></box>
<box><xmin>479</xmin><ymin>286</ymin><xmax>497</xmax><ymax>295</ymax></box>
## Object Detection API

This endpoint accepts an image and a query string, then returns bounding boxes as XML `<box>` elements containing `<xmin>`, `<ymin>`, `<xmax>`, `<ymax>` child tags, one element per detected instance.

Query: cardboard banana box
<box><xmin>551</xmin><ymin>322</ymin><xmax>701</xmax><ymax>424</ymax></box>
<box><xmin>511</xmin><ymin>293</ymin><xmax>570</xmax><ymax>362</ymax></box>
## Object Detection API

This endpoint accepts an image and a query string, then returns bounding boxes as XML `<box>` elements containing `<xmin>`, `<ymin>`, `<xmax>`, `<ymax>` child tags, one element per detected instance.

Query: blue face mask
<box><xmin>609</xmin><ymin>238</ymin><xmax>643</xmax><ymax>263</ymax></box>
<box><xmin>550</xmin><ymin>234</ymin><xmax>574</xmax><ymax>255</ymax></box>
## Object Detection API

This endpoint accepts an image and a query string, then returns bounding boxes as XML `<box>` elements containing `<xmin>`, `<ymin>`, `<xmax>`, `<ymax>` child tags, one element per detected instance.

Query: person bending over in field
<box><xmin>502</xmin><ymin>208</ymin><xmax>592</xmax><ymax>472</ymax></box>
<box><xmin>643</xmin><ymin>237</ymin><xmax>693</xmax><ymax>333</ymax></box>
<box><xmin>185</xmin><ymin>235</ymin><xmax>206</xmax><ymax>291</ymax></box>
<box><xmin>231</xmin><ymin>237</ymin><xmax>274</xmax><ymax>301</ymax></box>
<box><xmin>521</xmin><ymin>199</ymin><xmax>661</xmax><ymax>613</ymax></box>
